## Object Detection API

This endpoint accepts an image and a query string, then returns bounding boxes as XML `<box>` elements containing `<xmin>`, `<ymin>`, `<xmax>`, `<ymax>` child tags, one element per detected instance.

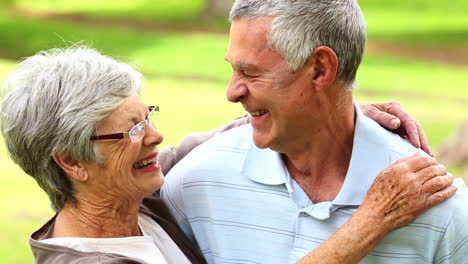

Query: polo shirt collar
<box><xmin>242</xmin><ymin>101</ymin><xmax>392</xmax><ymax>206</ymax></box>
<box><xmin>332</xmin><ymin>101</ymin><xmax>391</xmax><ymax>206</ymax></box>
<box><xmin>242</xmin><ymin>140</ymin><xmax>288</xmax><ymax>186</ymax></box>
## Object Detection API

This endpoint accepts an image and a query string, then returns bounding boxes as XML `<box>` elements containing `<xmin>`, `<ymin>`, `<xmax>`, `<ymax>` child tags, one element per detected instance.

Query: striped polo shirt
<box><xmin>161</xmin><ymin>105</ymin><xmax>468</xmax><ymax>264</ymax></box>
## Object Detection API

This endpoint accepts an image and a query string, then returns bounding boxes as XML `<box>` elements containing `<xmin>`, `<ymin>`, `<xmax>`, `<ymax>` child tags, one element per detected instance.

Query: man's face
<box><xmin>225</xmin><ymin>16</ymin><xmax>317</xmax><ymax>151</ymax></box>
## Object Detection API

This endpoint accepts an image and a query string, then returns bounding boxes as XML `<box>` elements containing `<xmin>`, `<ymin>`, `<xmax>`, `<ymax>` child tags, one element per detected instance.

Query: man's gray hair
<box><xmin>0</xmin><ymin>47</ymin><xmax>142</xmax><ymax>211</ymax></box>
<box><xmin>230</xmin><ymin>0</ymin><xmax>367</xmax><ymax>86</ymax></box>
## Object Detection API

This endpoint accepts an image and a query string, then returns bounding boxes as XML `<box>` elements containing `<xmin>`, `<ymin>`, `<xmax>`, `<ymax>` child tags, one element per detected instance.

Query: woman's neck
<box><xmin>53</xmin><ymin>197</ymin><xmax>143</xmax><ymax>238</ymax></box>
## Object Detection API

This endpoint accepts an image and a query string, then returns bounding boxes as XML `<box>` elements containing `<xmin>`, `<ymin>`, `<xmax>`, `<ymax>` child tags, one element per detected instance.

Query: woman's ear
<box><xmin>52</xmin><ymin>152</ymin><xmax>88</xmax><ymax>182</ymax></box>
<box><xmin>307</xmin><ymin>46</ymin><xmax>338</xmax><ymax>92</ymax></box>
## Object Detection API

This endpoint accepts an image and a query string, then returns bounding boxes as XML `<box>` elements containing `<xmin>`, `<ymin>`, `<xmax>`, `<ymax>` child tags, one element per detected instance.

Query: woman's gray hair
<box><xmin>230</xmin><ymin>0</ymin><xmax>367</xmax><ymax>87</ymax></box>
<box><xmin>0</xmin><ymin>47</ymin><xmax>142</xmax><ymax>211</ymax></box>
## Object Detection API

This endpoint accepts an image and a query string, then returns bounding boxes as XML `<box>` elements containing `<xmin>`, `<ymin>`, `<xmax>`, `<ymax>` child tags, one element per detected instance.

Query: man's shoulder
<box><xmin>358</xmin><ymin>114</ymin><xmax>420</xmax><ymax>161</ymax></box>
<box><xmin>195</xmin><ymin>123</ymin><xmax>252</xmax><ymax>150</ymax></box>
<box><xmin>441</xmin><ymin>186</ymin><xmax>468</xmax><ymax>218</ymax></box>
<box><xmin>416</xmin><ymin>185</ymin><xmax>468</xmax><ymax>228</ymax></box>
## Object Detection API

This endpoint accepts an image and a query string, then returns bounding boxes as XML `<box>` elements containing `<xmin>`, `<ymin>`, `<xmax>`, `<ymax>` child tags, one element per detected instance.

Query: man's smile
<box><xmin>249</xmin><ymin>109</ymin><xmax>269</xmax><ymax>117</ymax></box>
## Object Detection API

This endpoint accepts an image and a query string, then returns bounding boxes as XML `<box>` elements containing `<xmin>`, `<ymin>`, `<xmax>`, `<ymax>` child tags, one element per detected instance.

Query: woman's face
<box><xmin>80</xmin><ymin>93</ymin><xmax>165</xmax><ymax>202</ymax></box>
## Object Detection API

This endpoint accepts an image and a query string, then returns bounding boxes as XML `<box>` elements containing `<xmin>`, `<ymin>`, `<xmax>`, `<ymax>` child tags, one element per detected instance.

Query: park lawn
<box><xmin>0</xmin><ymin>3</ymin><xmax>467</xmax><ymax>261</ymax></box>
<box><xmin>359</xmin><ymin>55</ymin><xmax>468</xmax><ymax>99</ymax></box>
<box><xmin>0</xmin><ymin>10</ymin><xmax>231</xmax><ymax>80</ymax></box>
<box><xmin>1</xmin><ymin>11</ymin><xmax>468</xmax><ymax>100</ymax></box>
<box><xmin>10</xmin><ymin>0</ymin><xmax>206</xmax><ymax>23</ymax></box>
<box><xmin>364</xmin><ymin>9</ymin><xmax>468</xmax><ymax>47</ymax></box>
<box><xmin>3</xmin><ymin>0</ymin><xmax>468</xmax><ymax>48</ymax></box>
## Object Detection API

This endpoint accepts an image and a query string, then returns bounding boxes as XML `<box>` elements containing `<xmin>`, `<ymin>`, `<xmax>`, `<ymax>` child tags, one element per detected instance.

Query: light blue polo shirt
<box><xmin>161</xmin><ymin>104</ymin><xmax>468</xmax><ymax>264</ymax></box>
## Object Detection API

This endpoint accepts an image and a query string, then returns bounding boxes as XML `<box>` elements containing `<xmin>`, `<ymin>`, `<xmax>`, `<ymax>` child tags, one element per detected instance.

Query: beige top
<box><xmin>40</xmin><ymin>213</ymin><xmax>191</xmax><ymax>264</ymax></box>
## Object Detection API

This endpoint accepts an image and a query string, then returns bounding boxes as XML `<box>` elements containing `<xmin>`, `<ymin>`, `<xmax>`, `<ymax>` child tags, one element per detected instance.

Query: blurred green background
<box><xmin>0</xmin><ymin>0</ymin><xmax>467</xmax><ymax>263</ymax></box>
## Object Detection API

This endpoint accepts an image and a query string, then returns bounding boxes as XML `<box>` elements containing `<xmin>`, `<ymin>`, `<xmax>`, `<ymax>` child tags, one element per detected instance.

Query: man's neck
<box><xmin>283</xmin><ymin>95</ymin><xmax>355</xmax><ymax>203</ymax></box>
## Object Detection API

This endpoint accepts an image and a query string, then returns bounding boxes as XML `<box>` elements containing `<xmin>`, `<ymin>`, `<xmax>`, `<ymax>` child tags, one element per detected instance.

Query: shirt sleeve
<box><xmin>434</xmin><ymin>192</ymin><xmax>468</xmax><ymax>264</ymax></box>
<box><xmin>159</xmin><ymin>116</ymin><xmax>248</xmax><ymax>175</ymax></box>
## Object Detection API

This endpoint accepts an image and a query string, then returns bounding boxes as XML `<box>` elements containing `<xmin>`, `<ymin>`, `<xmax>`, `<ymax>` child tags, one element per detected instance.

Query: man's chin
<box><xmin>252</xmin><ymin>132</ymin><xmax>273</xmax><ymax>150</ymax></box>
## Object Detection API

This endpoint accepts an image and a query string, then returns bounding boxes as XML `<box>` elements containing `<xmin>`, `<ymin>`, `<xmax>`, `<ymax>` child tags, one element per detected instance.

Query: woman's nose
<box><xmin>143</xmin><ymin>124</ymin><xmax>164</xmax><ymax>146</ymax></box>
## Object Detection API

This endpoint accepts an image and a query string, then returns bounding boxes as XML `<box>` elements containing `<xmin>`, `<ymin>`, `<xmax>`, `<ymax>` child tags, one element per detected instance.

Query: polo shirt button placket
<box><xmin>291</xmin><ymin>210</ymin><xmax>310</xmax><ymax>263</ymax></box>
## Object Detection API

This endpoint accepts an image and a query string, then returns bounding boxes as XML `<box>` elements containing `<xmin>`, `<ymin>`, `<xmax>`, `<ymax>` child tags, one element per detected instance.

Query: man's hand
<box><xmin>359</xmin><ymin>152</ymin><xmax>457</xmax><ymax>232</ymax></box>
<box><xmin>360</xmin><ymin>101</ymin><xmax>432</xmax><ymax>156</ymax></box>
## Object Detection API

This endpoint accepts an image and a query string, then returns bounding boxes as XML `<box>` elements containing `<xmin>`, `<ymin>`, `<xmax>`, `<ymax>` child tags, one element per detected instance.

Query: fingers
<box><xmin>392</xmin><ymin>151</ymin><xmax>419</xmax><ymax>165</ymax></box>
<box><xmin>415</xmin><ymin>164</ymin><xmax>449</xmax><ymax>184</ymax></box>
<box><xmin>422</xmin><ymin>172</ymin><xmax>453</xmax><ymax>193</ymax></box>
<box><xmin>405</xmin><ymin>152</ymin><xmax>445</xmax><ymax>173</ymax></box>
<box><xmin>403</xmin><ymin>119</ymin><xmax>421</xmax><ymax>150</ymax></box>
<box><xmin>360</xmin><ymin>103</ymin><xmax>401</xmax><ymax>130</ymax></box>
<box><xmin>386</xmin><ymin>102</ymin><xmax>420</xmax><ymax>149</ymax></box>
<box><xmin>403</xmin><ymin>119</ymin><xmax>432</xmax><ymax>156</ymax></box>
<box><xmin>417</xmin><ymin>123</ymin><xmax>432</xmax><ymax>156</ymax></box>
<box><xmin>378</xmin><ymin>112</ymin><xmax>401</xmax><ymax>130</ymax></box>
<box><xmin>366</xmin><ymin>152</ymin><xmax>457</xmax><ymax>231</ymax></box>
<box><xmin>360</xmin><ymin>101</ymin><xmax>433</xmax><ymax>155</ymax></box>
<box><xmin>425</xmin><ymin>185</ymin><xmax>458</xmax><ymax>208</ymax></box>
<box><xmin>385</xmin><ymin>101</ymin><xmax>433</xmax><ymax>154</ymax></box>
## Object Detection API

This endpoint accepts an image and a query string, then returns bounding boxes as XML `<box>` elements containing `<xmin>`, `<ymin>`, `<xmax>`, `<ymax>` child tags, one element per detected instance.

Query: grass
<box><xmin>3</xmin><ymin>0</ymin><xmax>468</xmax><ymax>48</ymax></box>
<box><xmin>9</xmin><ymin>0</ymin><xmax>207</xmax><ymax>22</ymax></box>
<box><xmin>364</xmin><ymin>9</ymin><xmax>468</xmax><ymax>47</ymax></box>
<box><xmin>359</xmin><ymin>55</ymin><xmax>468</xmax><ymax>99</ymax></box>
<box><xmin>0</xmin><ymin>10</ymin><xmax>231</xmax><ymax>80</ymax></box>
<box><xmin>0</xmin><ymin>1</ymin><xmax>467</xmax><ymax>262</ymax></box>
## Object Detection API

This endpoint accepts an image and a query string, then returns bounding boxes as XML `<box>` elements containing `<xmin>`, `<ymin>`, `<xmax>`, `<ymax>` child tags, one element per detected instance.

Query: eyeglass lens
<box><xmin>129</xmin><ymin>107</ymin><xmax>158</xmax><ymax>142</ymax></box>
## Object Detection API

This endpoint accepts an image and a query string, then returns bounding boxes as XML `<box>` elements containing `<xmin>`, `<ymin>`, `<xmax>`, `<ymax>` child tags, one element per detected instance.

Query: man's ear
<box><xmin>52</xmin><ymin>152</ymin><xmax>88</xmax><ymax>182</ymax></box>
<box><xmin>307</xmin><ymin>46</ymin><xmax>338</xmax><ymax>92</ymax></box>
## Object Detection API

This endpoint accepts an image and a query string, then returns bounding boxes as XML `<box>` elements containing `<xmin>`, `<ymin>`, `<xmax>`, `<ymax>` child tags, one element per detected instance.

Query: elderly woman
<box><xmin>0</xmin><ymin>47</ymin><xmax>456</xmax><ymax>264</ymax></box>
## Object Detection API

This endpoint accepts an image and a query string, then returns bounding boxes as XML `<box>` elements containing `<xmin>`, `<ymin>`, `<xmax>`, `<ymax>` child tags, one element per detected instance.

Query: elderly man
<box><xmin>162</xmin><ymin>0</ymin><xmax>468</xmax><ymax>263</ymax></box>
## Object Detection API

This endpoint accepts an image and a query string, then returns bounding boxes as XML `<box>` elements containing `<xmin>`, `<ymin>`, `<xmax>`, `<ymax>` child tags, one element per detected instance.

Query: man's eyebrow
<box><xmin>224</xmin><ymin>57</ymin><xmax>256</xmax><ymax>71</ymax></box>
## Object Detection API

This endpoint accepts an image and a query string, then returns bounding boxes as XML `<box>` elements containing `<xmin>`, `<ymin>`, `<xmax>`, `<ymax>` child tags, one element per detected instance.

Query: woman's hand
<box><xmin>359</xmin><ymin>152</ymin><xmax>456</xmax><ymax>232</ymax></box>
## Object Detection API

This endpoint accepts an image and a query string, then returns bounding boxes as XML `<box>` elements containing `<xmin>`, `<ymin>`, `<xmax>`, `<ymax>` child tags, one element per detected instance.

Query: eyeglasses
<box><xmin>90</xmin><ymin>105</ymin><xmax>159</xmax><ymax>143</ymax></box>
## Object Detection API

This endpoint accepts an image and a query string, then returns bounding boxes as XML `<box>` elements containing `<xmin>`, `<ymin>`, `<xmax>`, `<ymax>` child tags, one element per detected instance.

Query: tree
<box><xmin>202</xmin><ymin>0</ymin><xmax>235</xmax><ymax>18</ymax></box>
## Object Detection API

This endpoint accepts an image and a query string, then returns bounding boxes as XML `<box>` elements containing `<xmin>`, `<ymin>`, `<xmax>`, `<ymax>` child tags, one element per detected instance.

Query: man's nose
<box><xmin>226</xmin><ymin>75</ymin><xmax>248</xmax><ymax>103</ymax></box>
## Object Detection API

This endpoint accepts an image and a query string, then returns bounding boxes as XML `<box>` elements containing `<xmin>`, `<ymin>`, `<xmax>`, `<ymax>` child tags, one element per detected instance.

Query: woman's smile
<box><xmin>133</xmin><ymin>152</ymin><xmax>161</xmax><ymax>172</ymax></box>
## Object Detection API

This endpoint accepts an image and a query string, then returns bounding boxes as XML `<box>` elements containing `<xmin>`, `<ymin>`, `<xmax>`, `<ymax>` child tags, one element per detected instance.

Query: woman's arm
<box><xmin>296</xmin><ymin>153</ymin><xmax>456</xmax><ymax>264</ymax></box>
